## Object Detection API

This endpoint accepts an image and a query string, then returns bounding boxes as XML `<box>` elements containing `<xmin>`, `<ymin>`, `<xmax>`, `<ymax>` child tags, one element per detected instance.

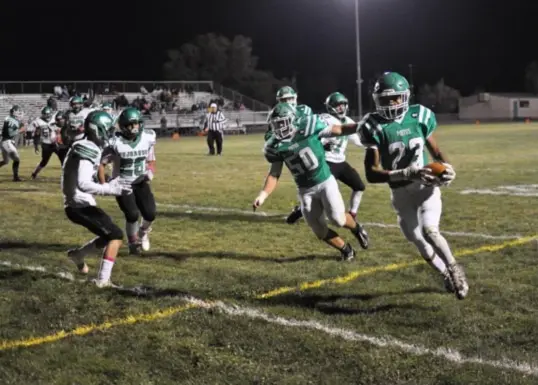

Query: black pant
<box><xmin>65</xmin><ymin>205</ymin><xmax>123</xmax><ymax>242</ymax></box>
<box><xmin>57</xmin><ymin>147</ymin><xmax>69</xmax><ymax>165</ymax></box>
<box><xmin>116</xmin><ymin>180</ymin><xmax>156</xmax><ymax>223</ymax></box>
<box><xmin>328</xmin><ymin>161</ymin><xmax>366</xmax><ymax>192</ymax></box>
<box><xmin>39</xmin><ymin>143</ymin><xmax>63</xmax><ymax>168</ymax></box>
<box><xmin>207</xmin><ymin>130</ymin><xmax>223</xmax><ymax>155</ymax></box>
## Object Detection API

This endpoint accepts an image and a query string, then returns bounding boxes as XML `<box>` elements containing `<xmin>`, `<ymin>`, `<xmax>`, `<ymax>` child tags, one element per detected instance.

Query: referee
<box><xmin>203</xmin><ymin>103</ymin><xmax>227</xmax><ymax>155</ymax></box>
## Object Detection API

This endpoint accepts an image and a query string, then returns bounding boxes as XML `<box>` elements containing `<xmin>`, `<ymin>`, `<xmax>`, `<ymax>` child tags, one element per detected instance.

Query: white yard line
<box><xmin>0</xmin><ymin>259</ymin><xmax>536</xmax><ymax>377</ymax></box>
<box><xmin>2</xmin><ymin>190</ymin><xmax>523</xmax><ymax>240</ymax></box>
<box><xmin>158</xmin><ymin>203</ymin><xmax>522</xmax><ymax>240</ymax></box>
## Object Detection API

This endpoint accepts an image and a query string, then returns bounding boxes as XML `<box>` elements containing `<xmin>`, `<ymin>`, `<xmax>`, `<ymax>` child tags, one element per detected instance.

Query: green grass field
<box><xmin>0</xmin><ymin>123</ymin><xmax>537</xmax><ymax>385</ymax></box>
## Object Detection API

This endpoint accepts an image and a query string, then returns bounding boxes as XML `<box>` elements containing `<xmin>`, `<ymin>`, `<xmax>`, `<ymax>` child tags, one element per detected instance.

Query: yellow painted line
<box><xmin>0</xmin><ymin>303</ymin><xmax>198</xmax><ymax>351</ymax></box>
<box><xmin>256</xmin><ymin>235</ymin><xmax>537</xmax><ymax>299</ymax></box>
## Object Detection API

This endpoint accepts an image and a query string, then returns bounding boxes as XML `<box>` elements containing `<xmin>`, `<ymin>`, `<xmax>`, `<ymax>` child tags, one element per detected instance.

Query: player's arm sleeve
<box><xmin>77</xmin><ymin>159</ymin><xmax>114</xmax><ymax>195</ymax></box>
<box><xmin>268</xmin><ymin>161</ymin><xmax>284</xmax><ymax>178</ymax></box>
<box><xmin>263</xmin><ymin>143</ymin><xmax>282</xmax><ymax>164</ymax></box>
<box><xmin>418</xmin><ymin>105</ymin><xmax>437</xmax><ymax>138</ymax></box>
<box><xmin>357</xmin><ymin>114</ymin><xmax>380</xmax><ymax>148</ymax></box>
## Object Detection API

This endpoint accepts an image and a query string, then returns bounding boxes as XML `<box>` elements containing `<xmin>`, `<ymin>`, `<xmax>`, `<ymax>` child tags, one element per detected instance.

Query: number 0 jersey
<box><xmin>102</xmin><ymin>129</ymin><xmax>156</xmax><ymax>185</ymax></box>
<box><xmin>264</xmin><ymin>114</ymin><xmax>333</xmax><ymax>189</ymax></box>
<box><xmin>357</xmin><ymin>104</ymin><xmax>437</xmax><ymax>188</ymax></box>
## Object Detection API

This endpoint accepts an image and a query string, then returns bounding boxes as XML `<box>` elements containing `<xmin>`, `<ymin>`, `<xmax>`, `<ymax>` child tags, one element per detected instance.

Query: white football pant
<box><xmin>298</xmin><ymin>175</ymin><xmax>347</xmax><ymax>239</ymax></box>
<box><xmin>1</xmin><ymin>140</ymin><xmax>20</xmax><ymax>164</ymax></box>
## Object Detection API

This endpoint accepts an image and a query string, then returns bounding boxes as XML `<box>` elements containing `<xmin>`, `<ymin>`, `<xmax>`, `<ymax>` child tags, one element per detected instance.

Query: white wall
<box><xmin>458</xmin><ymin>95</ymin><xmax>512</xmax><ymax>120</ymax></box>
<box><xmin>459</xmin><ymin>94</ymin><xmax>538</xmax><ymax>120</ymax></box>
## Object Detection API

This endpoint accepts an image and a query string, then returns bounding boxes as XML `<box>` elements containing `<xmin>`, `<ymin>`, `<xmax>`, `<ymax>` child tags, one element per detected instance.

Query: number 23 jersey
<box><xmin>264</xmin><ymin>114</ymin><xmax>333</xmax><ymax>189</ymax></box>
<box><xmin>358</xmin><ymin>103</ymin><xmax>436</xmax><ymax>169</ymax></box>
<box><xmin>102</xmin><ymin>129</ymin><xmax>156</xmax><ymax>185</ymax></box>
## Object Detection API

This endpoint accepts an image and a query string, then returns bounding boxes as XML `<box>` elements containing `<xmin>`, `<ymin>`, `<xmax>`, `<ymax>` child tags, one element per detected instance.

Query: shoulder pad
<box><xmin>72</xmin><ymin>141</ymin><xmax>101</xmax><ymax>164</ymax></box>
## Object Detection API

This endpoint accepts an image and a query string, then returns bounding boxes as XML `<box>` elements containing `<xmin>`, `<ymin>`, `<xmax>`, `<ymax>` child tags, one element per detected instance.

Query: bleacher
<box><xmin>0</xmin><ymin>80</ymin><xmax>271</xmax><ymax>135</ymax></box>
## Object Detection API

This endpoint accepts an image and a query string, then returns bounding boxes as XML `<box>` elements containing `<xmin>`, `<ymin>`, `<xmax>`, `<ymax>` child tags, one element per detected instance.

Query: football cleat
<box><xmin>351</xmin><ymin>221</ymin><xmax>369</xmax><ymax>250</ymax></box>
<box><xmin>67</xmin><ymin>249</ymin><xmax>89</xmax><ymax>274</ymax></box>
<box><xmin>442</xmin><ymin>270</ymin><xmax>455</xmax><ymax>293</ymax></box>
<box><xmin>448</xmin><ymin>263</ymin><xmax>469</xmax><ymax>300</ymax></box>
<box><xmin>286</xmin><ymin>205</ymin><xmax>303</xmax><ymax>224</ymax></box>
<box><xmin>340</xmin><ymin>243</ymin><xmax>356</xmax><ymax>261</ymax></box>
<box><xmin>90</xmin><ymin>278</ymin><xmax>119</xmax><ymax>289</ymax></box>
<box><xmin>138</xmin><ymin>227</ymin><xmax>152</xmax><ymax>251</ymax></box>
<box><xmin>128</xmin><ymin>242</ymin><xmax>141</xmax><ymax>255</ymax></box>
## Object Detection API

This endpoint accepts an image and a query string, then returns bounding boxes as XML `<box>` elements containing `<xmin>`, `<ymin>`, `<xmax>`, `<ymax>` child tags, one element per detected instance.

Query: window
<box><xmin>519</xmin><ymin>100</ymin><xmax>530</xmax><ymax>108</ymax></box>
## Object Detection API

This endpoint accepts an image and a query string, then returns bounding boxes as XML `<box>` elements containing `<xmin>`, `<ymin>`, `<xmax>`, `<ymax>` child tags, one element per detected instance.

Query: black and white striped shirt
<box><xmin>204</xmin><ymin>111</ymin><xmax>227</xmax><ymax>132</ymax></box>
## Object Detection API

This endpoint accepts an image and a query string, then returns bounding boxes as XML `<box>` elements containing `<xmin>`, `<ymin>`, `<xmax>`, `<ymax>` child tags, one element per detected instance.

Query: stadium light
<box><xmin>354</xmin><ymin>0</ymin><xmax>363</xmax><ymax>119</ymax></box>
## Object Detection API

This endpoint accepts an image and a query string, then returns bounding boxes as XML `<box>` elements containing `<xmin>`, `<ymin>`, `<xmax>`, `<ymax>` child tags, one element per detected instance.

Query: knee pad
<box><xmin>142</xmin><ymin>211</ymin><xmax>156</xmax><ymax>222</ymax></box>
<box><xmin>124</xmin><ymin>211</ymin><xmax>139</xmax><ymax>223</ymax></box>
<box><xmin>106</xmin><ymin>225</ymin><xmax>124</xmax><ymax>241</ymax></box>
<box><xmin>328</xmin><ymin>212</ymin><xmax>346</xmax><ymax>228</ymax></box>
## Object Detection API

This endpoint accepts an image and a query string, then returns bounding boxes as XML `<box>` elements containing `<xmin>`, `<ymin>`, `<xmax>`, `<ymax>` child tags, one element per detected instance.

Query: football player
<box><xmin>62</xmin><ymin>111</ymin><xmax>131</xmax><ymax>287</ymax></box>
<box><xmin>357</xmin><ymin>71</ymin><xmax>468</xmax><ymax>299</ymax></box>
<box><xmin>31</xmin><ymin>107</ymin><xmax>64</xmax><ymax>179</ymax></box>
<box><xmin>0</xmin><ymin>105</ymin><xmax>25</xmax><ymax>181</ymax></box>
<box><xmin>286</xmin><ymin>93</ymin><xmax>369</xmax><ymax>249</ymax></box>
<box><xmin>98</xmin><ymin>107</ymin><xmax>157</xmax><ymax>255</ymax></box>
<box><xmin>53</xmin><ymin>110</ymin><xmax>70</xmax><ymax>163</ymax></box>
<box><xmin>64</xmin><ymin>96</ymin><xmax>92</xmax><ymax>148</ymax></box>
<box><xmin>253</xmin><ymin>102</ymin><xmax>367</xmax><ymax>261</ymax></box>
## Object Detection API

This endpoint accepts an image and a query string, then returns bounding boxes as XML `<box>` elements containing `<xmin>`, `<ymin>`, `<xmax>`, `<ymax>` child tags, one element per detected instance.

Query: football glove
<box><xmin>253</xmin><ymin>191</ymin><xmax>268</xmax><ymax>211</ymax></box>
<box><xmin>439</xmin><ymin>163</ymin><xmax>456</xmax><ymax>186</ymax></box>
<box><xmin>108</xmin><ymin>178</ymin><xmax>132</xmax><ymax>196</ymax></box>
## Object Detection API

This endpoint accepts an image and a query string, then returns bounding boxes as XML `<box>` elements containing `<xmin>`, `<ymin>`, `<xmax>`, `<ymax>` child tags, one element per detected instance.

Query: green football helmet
<box><xmin>118</xmin><ymin>107</ymin><xmax>143</xmax><ymax>139</ymax></box>
<box><xmin>41</xmin><ymin>106</ymin><xmax>53</xmax><ymax>121</ymax></box>
<box><xmin>325</xmin><ymin>92</ymin><xmax>349</xmax><ymax>119</ymax></box>
<box><xmin>372</xmin><ymin>72</ymin><xmax>410</xmax><ymax>120</ymax></box>
<box><xmin>9</xmin><ymin>105</ymin><xmax>24</xmax><ymax>120</ymax></box>
<box><xmin>101</xmin><ymin>102</ymin><xmax>113</xmax><ymax>114</ymax></box>
<box><xmin>55</xmin><ymin>110</ymin><xmax>66</xmax><ymax>125</ymax></box>
<box><xmin>84</xmin><ymin>111</ymin><xmax>114</xmax><ymax>148</ymax></box>
<box><xmin>276</xmin><ymin>86</ymin><xmax>297</xmax><ymax>107</ymax></box>
<box><xmin>69</xmin><ymin>96</ymin><xmax>83</xmax><ymax>113</ymax></box>
<box><xmin>268</xmin><ymin>102</ymin><xmax>297</xmax><ymax>140</ymax></box>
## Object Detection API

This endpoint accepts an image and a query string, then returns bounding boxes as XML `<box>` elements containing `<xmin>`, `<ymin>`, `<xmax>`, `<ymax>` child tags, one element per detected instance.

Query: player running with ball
<box><xmin>357</xmin><ymin>71</ymin><xmax>468</xmax><ymax>299</ymax></box>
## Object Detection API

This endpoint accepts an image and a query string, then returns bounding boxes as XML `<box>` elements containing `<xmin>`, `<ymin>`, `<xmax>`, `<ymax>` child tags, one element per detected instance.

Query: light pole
<box><xmin>354</xmin><ymin>0</ymin><xmax>362</xmax><ymax>118</ymax></box>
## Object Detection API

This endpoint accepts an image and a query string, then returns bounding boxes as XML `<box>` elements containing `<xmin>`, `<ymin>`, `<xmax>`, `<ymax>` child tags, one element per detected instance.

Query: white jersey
<box><xmin>67</xmin><ymin>108</ymin><xmax>92</xmax><ymax>129</ymax></box>
<box><xmin>61</xmin><ymin>139</ymin><xmax>102</xmax><ymax>208</ymax></box>
<box><xmin>32</xmin><ymin>117</ymin><xmax>56</xmax><ymax>144</ymax></box>
<box><xmin>102</xmin><ymin>129</ymin><xmax>156</xmax><ymax>185</ymax></box>
<box><xmin>319</xmin><ymin>114</ymin><xmax>362</xmax><ymax>163</ymax></box>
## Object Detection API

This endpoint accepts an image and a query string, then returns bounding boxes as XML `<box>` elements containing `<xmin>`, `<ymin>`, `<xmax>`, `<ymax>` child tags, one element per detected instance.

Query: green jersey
<box><xmin>264</xmin><ymin>104</ymin><xmax>312</xmax><ymax>141</ymax></box>
<box><xmin>264</xmin><ymin>114</ymin><xmax>332</xmax><ymax>188</ymax></box>
<box><xmin>358</xmin><ymin>104</ymin><xmax>437</xmax><ymax>188</ymax></box>
<box><xmin>2</xmin><ymin>116</ymin><xmax>23</xmax><ymax>141</ymax></box>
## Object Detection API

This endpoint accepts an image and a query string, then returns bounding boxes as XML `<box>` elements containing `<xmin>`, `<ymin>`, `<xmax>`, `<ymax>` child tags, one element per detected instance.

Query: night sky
<box><xmin>0</xmin><ymin>0</ymin><xmax>534</xmax><ymax>106</ymax></box>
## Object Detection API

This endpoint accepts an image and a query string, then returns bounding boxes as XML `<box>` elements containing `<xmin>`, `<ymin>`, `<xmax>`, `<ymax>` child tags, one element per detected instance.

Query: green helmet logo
<box><xmin>118</xmin><ymin>107</ymin><xmax>143</xmax><ymax>139</ymax></box>
<box><xmin>276</xmin><ymin>86</ymin><xmax>297</xmax><ymax>107</ymax></box>
<box><xmin>372</xmin><ymin>72</ymin><xmax>410</xmax><ymax>120</ymax></box>
<box><xmin>325</xmin><ymin>92</ymin><xmax>348</xmax><ymax>119</ymax></box>
<box><xmin>84</xmin><ymin>111</ymin><xmax>114</xmax><ymax>147</ymax></box>
<box><xmin>268</xmin><ymin>102</ymin><xmax>297</xmax><ymax>140</ymax></box>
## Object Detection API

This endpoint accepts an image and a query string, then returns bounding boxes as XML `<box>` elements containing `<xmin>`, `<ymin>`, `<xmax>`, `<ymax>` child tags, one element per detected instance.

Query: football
<box><xmin>423</xmin><ymin>162</ymin><xmax>446</xmax><ymax>177</ymax></box>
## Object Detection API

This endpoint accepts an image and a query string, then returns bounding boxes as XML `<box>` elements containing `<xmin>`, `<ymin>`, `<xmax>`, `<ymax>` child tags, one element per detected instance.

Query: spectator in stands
<box><xmin>203</xmin><ymin>103</ymin><xmax>227</xmax><ymax>156</ymax></box>
<box><xmin>47</xmin><ymin>96</ymin><xmax>57</xmax><ymax>111</ymax></box>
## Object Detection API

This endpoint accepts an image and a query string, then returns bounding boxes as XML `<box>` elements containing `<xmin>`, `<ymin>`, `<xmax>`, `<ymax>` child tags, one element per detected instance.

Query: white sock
<box><xmin>349</xmin><ymin>191</ymin><xmax>363</xmax><ymax>215</ymax></box>
<box><xmin>126</xmin><ymin>221</ymin><xmax>139</xmax><ymax>243</ymax></box>
<box><xmin>428</xmin><ymin>255</ymin><xmax>447</xmax><ymax>274</ymax></box>
<box><xmin>98</xmin><ymin>257</ymin><xmax>115</xmax><ymax>282</ymax></box>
